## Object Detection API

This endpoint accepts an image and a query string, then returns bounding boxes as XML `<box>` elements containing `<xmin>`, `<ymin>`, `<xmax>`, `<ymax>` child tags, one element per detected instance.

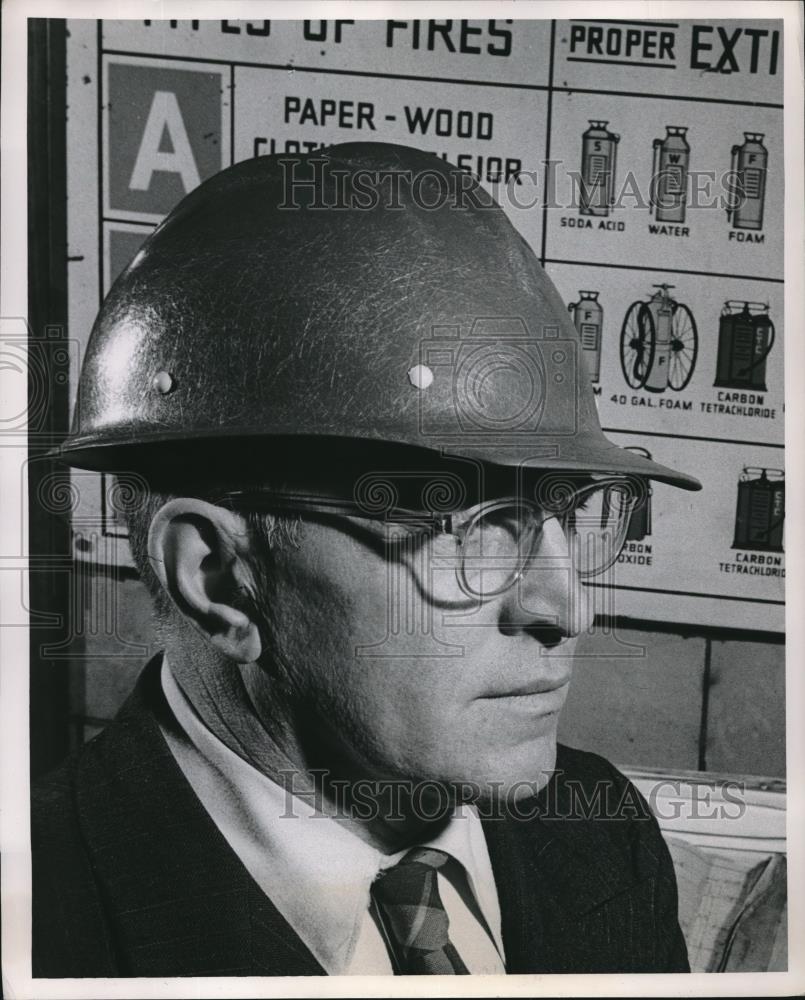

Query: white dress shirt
<box><xmin>158</xmin><ymin>659</ymin><xmax>506</xmax><ymax>975</ymax></box>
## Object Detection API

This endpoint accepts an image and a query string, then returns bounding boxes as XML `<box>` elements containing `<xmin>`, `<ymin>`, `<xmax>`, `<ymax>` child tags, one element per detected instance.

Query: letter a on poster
<box><xmin>129</xmin><ymin>90</ymin><xmax>202</xmax><ymax>192</ymax></box>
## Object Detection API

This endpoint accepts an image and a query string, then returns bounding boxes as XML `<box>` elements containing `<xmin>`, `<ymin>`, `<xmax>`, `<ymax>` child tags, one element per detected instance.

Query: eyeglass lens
<box><xmin>454</xmin><ymin>482</ymin><xmax>639</xmax><ymax>597</ymax></box>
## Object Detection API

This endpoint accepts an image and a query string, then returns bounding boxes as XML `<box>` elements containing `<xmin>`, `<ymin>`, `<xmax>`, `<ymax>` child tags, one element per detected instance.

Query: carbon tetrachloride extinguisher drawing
<box><xmin>727</xmin><ymin>133</ymin><xmax>768</xmax><ymax>231</ymax></box>
<box><xmin>623</xmin><ymin>447</ymin><xmax>653</xmax><ymax>542</ymax></box>
<box><xmin>579</xmin><ymin>121</ymin><xmax>620</xmax><ymax>217</ymax></box>
<box><xmin>650</xmin><ymin>127</ymin><xmax>690</xmax><ymax>224</ymax></box>
<box><xmin>714</xmin><ymin>301</ymin><xmax>775</xmax><ymax>391</ymax></box>
<box><xmin>620</xmin><ymin>284</ymin><xmax>698</xmax><ymax>393</ymax></box>
<box><xmin>732</xmin><ymin>468</ymin><xmax>784</xmax><ymax>553</ymax></box>
<box><xmin>568</xmin><ymin>291</ymin><xmax>603</xmax><ymax>383</ymax></box>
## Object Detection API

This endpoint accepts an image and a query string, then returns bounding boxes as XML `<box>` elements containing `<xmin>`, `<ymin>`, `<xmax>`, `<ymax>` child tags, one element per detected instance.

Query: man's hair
<box><xmin>117</xmin><ymin>477</ymin><xmax>301</xmax><ymax>624</ymax></box>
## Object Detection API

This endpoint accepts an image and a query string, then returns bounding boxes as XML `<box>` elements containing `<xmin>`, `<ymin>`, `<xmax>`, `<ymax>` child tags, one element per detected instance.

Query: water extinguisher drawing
<box><xmin>714</xmin><ymin>301</ymin><xmax>775</xmax><ymax>392</ymax></box>
<box><xmin>733</xmin><ymin>467</ymin><xmax>784</xmax><ymax>552</ymax></box>
<box><xmin>727</xmin><ymin>133</ymin><xmax>768</xmax><ymax>230</ymax></box>
<box><xmin>623</xmin><ymin>447</ymin><xmax>653</xmax><ymax>542</ymax></box>
<box><xmin>568</xmin><ymin>291</ymin><xmax>603</xmax><ymax>383</ymax></box>
<box><xmin>650</xmin><ymin>127</ymin><xmax>690</xmax><ymax>224</ymax></box>
<box><xmin>580</xmin><ymin>121</ymin><xmax>620</xmax><ymax>217</ymax></box>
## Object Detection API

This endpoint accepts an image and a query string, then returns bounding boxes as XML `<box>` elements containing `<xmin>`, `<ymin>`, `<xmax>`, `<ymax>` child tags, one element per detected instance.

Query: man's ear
<box><xmin>147</xmin><ymin>498</ymin><xmax>263</xmax><ymax>663</ymax></box>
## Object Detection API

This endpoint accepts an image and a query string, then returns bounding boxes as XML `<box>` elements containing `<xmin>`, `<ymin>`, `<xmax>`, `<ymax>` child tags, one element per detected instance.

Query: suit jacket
<box><xmin>32</xmin><ymin>656</ymin><xmax>689</xmax><ymax>977</ymax></box>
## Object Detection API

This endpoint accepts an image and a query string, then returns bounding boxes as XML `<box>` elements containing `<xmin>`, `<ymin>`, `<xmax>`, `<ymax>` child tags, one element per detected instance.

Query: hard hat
<box><xmin>60</xmin><ymin>142</ymin><xmax>700</xmax><ymax>491</ymax></box>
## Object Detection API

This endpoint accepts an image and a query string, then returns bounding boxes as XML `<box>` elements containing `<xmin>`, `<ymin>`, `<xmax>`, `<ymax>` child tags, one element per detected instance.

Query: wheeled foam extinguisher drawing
<box><xmin>568</xmin><ymin>291</ymin><xmax>603</xmax><ymax>383</ymax></box>
<box><xmin>620</xmin><ymin>285</ymin><xmax>698</xmax><ymax>393</ymax></box>
<box><xmin>732</xmin><ymin>467</ymin><xmax>784</xmax><ymax>552</ymax></box>
<box><xmin>714</xmin><ymin>301</ymin><xmax>775</xmax><ymax>391</ymax></box>
<box><xmin>727</xmin><ymin>133</ymin><xmax>768</xmax><ymax>230</ymax></box>
<box><xmin>623</xmin><ymin>447</ymin><xmax>653</xmax><ymax>542</ymax></box>
<box><xmin>650</xmin><ymin>127</ymin><xmax>690</xmax><ymax>224</ymax></box>
<box><xmin>580</xmin><ymin>121</ymin><xmax>620</xmax><ymax>217</ymax></box>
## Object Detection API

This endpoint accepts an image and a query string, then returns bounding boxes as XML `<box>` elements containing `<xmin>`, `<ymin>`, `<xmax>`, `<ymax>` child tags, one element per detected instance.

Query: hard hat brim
<box><xmin>55</xmin><ymin>428</ymin><xmax>701</xmax><ymax>492</ymax></box>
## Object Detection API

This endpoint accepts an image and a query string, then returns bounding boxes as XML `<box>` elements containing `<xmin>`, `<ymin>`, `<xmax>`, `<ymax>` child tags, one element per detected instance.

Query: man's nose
<box><xmin>498</xmin><ymin>516</ymin><xmax>594</xmax><ymax>642</ymax></box>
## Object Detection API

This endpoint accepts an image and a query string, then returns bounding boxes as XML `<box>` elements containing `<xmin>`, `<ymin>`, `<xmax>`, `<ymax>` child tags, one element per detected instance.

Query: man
<box><xmin>33</xmin><ymin>143</ymin><xmax>696</xmax><ymax>977</ymax></box>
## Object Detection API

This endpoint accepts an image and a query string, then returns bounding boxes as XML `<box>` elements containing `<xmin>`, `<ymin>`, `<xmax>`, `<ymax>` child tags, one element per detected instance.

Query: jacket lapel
<box><xmin>482</xmin><ymin>754</ymin><xmax>646</xmax><ymax>973</ymax></box>
<box><xmin>73</xmin><ymin>655</ymin><xmax>324</xmax><ymax>976</ymax></box>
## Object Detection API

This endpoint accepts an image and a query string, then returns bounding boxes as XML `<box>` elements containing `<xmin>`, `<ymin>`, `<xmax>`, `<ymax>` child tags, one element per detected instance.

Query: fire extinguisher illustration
<box><xmin>620</xmin><ymin>285</ymin><xmax>698</xmax><ymax>393</ymax></box>
<box><xmin>727</xmin><ymin>133</ymin><xmax>768</xmax><ymax>230</ymax></box>
<box><xmin>714</xmin><ymin>301</ymin><xmax>775</xmax><ymax>392</ymax></box>
<box><xmin>650</xmin><ymin>126</ymin><xmax>690</xmax><ymax>224</ymax></box>
<box><xmin>644</xmin><ymin>291</ymin><xmax>674</xmax><ymax>392</ymax></box>
<box><xmin>580</xmin><ymin>121</ymin><xmax>620</xmax><ymax>217</ymax></box>
<box><xmin>568</xmin><ymin>291</ymin><xmax>603</xmax><ymax>383</ymax></box>
<box><xmin>732</xmin><ymin>467</ymin><xmax>784</xmax><ymax>552</ymax></box>
<box><xmin>623</xmin><ymin>447</ymin><xmax>653</xmax><ymax>541</ymax></box>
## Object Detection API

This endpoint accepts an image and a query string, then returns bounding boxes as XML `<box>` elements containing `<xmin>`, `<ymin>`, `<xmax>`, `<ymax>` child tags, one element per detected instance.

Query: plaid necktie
<box><xmin>371</xmin><ymin>847</ymin><xmax>470</xmax><ymax>975</ymax></box>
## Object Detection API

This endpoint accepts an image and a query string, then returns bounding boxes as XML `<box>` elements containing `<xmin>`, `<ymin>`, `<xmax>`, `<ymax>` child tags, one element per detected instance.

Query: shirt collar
<box><xmin>160</xmin><ymin>657</ymin><xmax>503</xmax><ymax>972</ymax></box>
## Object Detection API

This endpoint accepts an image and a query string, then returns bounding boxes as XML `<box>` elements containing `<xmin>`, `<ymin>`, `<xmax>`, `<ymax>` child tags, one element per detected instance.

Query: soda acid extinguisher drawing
<box><xmin>620</xmin><ymin>284</ymin><xmax>698</xmax><ymax>393</ymax></box>
<box><xmin>650</xmin><ymin>126</ymin><xmax>690</xmax><ymax>224</ymax></box>
<box><xmin>733</xmin><ymin>467</ymin><xmax>784</xmax><ymax>553</ymax></box>
<box><xmin>568</xmin><ymin>291</ymin><xmax>603</xmax><ymax>383</ymax></box>
<box><xmin>714</xmin><ymin>301</ymin><xmax>775</xmax><ymax>392</ymax></box>
<box><xmin>727</xmin><ymin>133</ymin><xmax>768</xmax><ymax>230</ymax></box>
<box><xmin>580</xmin><ymin>121</ymin><xmax>620</xmax><ymax>217</ymax></box>
<box><xmin>623</xmin><ymin>447</ymin><xmax>653</xmax><ymax>542</ymax></box>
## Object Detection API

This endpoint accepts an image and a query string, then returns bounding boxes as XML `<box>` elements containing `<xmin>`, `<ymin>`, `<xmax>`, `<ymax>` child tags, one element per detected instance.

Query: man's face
<box><xmin>247</xmin><ymin>487</ymin><xmax>594</xmax><ymax>805</ymax></box>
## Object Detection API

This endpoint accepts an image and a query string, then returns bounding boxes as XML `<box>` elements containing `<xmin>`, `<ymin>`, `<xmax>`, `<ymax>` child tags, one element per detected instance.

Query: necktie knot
<box><xmin>371</xmin><ymin>847</ymin><xmax>469</xmax><ymax>975</ymax></box>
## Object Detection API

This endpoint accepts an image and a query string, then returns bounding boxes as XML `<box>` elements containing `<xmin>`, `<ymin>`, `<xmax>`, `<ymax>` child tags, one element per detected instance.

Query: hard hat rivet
<box><xmin>152</xmin><ymin>371</ymin><xmax>174</xmax><ymax>395</ymax></box>
<box><xmin>408</xmin><ymin>364</ymin><xmax>434</xmax><ymax>390</ymax></box>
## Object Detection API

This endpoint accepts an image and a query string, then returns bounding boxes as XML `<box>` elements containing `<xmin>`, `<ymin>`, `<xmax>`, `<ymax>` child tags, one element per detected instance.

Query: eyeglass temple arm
<box><xmin>219</xmin><ymin>477</ymin><xmax>645</xmax><ymax>528</ymax></box>
<box><xmin>217</xmin><ymin>490</ymin><xmax>453</xmax><ymax>529</ymax></box>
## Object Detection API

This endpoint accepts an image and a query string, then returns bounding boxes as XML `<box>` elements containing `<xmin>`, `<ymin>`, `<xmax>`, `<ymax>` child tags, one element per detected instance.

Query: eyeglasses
<box><xmin>216</xmin><ymin>474</ymin><xmax>648</xmax><ymax>600</ymax></box>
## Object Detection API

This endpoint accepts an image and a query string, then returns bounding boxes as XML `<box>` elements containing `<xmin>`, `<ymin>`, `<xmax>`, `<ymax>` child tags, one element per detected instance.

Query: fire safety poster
<box><xmin>64</xmin><ymin>17</ymin><xmax>785</xmax><ymax>632</ymax></box>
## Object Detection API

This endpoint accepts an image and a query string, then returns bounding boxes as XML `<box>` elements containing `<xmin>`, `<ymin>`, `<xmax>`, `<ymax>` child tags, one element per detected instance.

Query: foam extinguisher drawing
<box><xmin>732</xmin><ymin>467</ymin><xmax>784</xmax><ymax>552</ymax></box>
<box><xmin>714</xmin><ymin>301</ymin><xmax>775</xmax><ymax>392</ymax></box>
<box><xmin>727</xmin><ymin>133</ymin><xmax>768</xmax><ymax>230</ymax></box>
<box><xmin>580</xmin><ymin>121</ymin><xmax>620</xmax><ymax>217</ymax></box>
<box><xmin>620</xmin><ymin>285</ymin><xmax>698</xmax><ymax>393</ymax></box>
<box><xmin>650</xmin><ymin>127</ymin><xmax>690</xmax><ymax>224</ymax></box>
<box><xmin>623</xmin><ymin>447</ymin><xmax>653</xmax><ymax>542</ymax></box>
<box><xmin>568</xmin><ymin>291</ymin><xmax>603</xmax><ymax>383</ymax></box>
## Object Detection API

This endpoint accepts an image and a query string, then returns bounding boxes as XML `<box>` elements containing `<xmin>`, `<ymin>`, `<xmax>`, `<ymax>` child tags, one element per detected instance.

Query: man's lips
<box><xmin>482</xmin><ymin>674</ymin><xmax>572</xmax><ymax>698</ymax></box>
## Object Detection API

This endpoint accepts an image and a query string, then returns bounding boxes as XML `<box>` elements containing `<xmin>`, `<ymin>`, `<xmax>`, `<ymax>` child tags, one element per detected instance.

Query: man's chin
<box><xmin>446</xmin><ymin>735</ymin><xmax>559</xmax><ymax>811</ymax></box>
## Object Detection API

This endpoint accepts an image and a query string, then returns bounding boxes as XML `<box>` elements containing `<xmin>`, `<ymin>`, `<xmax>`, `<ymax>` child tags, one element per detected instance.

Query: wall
<box><xmin>68</xmin><ymin>571</ymin><xmax>786</xmax><ymax>778</ymax></box>
<box><xmin>65</xmin><ymin>18</ymin><xmax>786</xmax><ymax>635</ymax></box>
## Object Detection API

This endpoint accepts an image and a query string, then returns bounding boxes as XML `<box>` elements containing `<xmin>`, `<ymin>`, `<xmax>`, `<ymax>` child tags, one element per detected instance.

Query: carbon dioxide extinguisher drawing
<box><xmin>714</xmin><ymin>301</ymin><xmax>775</xmax><ymax>392</ymax></box>
<box><xmin>623</xmin><ymin>447</ymin><xmax>653</xmax><ymax>542</ymax></box>
<box><xmin>727</xmin><ymin>133</ymin><xmax>768</xmax><ymax>231</ymax></box>
<box><xmin>650</xmin><ymin>127</ymin><xmax>690</xmax><ymax>224</ymax></box>
<box><xmin>620</xmin><ymin>285</ymin><xmax>698</xmax><ymax>393</ymax></box>
<box><xmin>579</xmin><ymin>121</ymin><xmax>620</xmax><ymax>217</ymax></box>
<box><xmin>568</xmin><ymin>291</ymin><xmax>603</xmax><ymax>383</ymax></box>
<box><xmin>732</xmin><ymin>468</ymin><xmax>784</xmax><ymax>553</ymax></box>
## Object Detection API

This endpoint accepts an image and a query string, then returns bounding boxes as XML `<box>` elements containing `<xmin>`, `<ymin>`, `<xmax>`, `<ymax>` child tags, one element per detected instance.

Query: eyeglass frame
<box><xmin>213</xmin><ymin>473</ymin><xmax>647</xmax><ymax>600</ymax></box>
